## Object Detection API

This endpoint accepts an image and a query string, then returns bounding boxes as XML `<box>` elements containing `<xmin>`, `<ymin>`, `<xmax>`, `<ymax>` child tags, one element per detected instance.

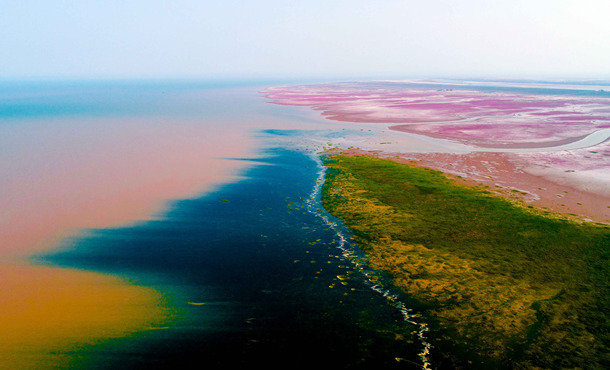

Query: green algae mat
<box><xmin>321</xmin><ymin>154</ymin><xmax>609</xmax><ymax>369</ymax></box>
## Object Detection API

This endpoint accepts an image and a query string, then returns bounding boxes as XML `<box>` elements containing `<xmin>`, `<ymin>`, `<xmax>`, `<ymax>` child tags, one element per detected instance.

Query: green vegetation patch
<box><xmin>321</xmin><ymin>154</ymin><xmax>609</xmax><ymax>369</ymax></box>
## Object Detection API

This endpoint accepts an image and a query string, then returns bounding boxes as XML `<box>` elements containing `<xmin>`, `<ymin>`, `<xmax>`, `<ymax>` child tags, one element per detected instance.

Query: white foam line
<box><xmin>528</xmin><ymin>127</ymin><xmax>610</xmax><ymax>152</ymax></box>
<box><xmin>388</xmin><ymin>127</ymin><xmax>610</xmax><ymax>154</ymax></box>
<box><xmin>474</xmin><ymin>127</ymin><xmax>610</xmax><ymax>153</ymax></box>
<box><xmin>303</xmin><ymin>150</ymin><xmax>432</xmax><ymax>370</ymax></box>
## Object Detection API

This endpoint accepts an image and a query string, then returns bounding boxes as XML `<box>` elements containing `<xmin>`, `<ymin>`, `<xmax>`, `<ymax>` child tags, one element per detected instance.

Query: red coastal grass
<box><xmin>265</xmin><ymin>82</ymin><xmax>610</xmax><ymax>225</ymax></box>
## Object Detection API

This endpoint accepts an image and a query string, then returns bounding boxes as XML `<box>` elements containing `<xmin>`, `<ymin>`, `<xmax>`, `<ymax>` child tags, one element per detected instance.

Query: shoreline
<box><xmin>265</xmin><ymin>80</ymin><xmax>609</xmax><ymax>367</ymax></box>
<box><xmin>263</xmin><ymin>81</ymin><xmax>610</xmax><ymax>225</ymax></box>
<box><xmin>324</xmin><ymin>144</ymin><xmax>610</xmax><ymax>225</ymax></box>
<box><xmin>320</xmin><ymin>153</ymin><xmax>610</xmax><ymax>368</ymax></box>
<box><xmin>384</xmin><ymin>150</ymin><xmax>609</xmax><ymax>224</ymax></box>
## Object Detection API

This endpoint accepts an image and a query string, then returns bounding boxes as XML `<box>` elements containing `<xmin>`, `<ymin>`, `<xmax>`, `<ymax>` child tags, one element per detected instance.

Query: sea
<box><xmin>0</xmin><ymin>80</ymin><xmax>431</xmax><ymax>369</ymax></box>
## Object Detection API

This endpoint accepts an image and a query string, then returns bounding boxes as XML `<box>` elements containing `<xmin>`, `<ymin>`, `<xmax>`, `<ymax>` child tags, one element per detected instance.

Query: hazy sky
<box><xmin>1</xmin><ymin>0</ymin><xmax>609</xmax><ymax>80</ymax></box>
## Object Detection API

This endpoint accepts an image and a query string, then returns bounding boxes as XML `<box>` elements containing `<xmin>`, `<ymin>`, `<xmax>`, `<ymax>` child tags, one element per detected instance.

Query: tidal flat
<box><xmin>321</xmin><ymin>153</ymin><xmax>610</xmax><ymax>369</ymax></box>
<box><xmin>3</xmin><ymin>79</ymin><xmax>607</xmax><ymax>368</ymax></box>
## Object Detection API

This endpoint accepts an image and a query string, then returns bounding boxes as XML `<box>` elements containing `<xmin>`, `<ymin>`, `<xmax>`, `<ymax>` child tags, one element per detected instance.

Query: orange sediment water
<box><xmin>0</xmin><ymin>116</ymin><xmax>255</xmax><ymax>258</ymax></box>
<box><xmin>0</xmin><ymin>85</ymin><xmax>335</xmax><ymax>366</ymax></box>
<box><xmin>0</xmin><ymin>98</ymin><xmax>260</xmax><ymax>365</ymax></box>
<box><xmin>0</xmin><ymin>262</ymin><xmax>167</xmax><ymax>369</ymax></box>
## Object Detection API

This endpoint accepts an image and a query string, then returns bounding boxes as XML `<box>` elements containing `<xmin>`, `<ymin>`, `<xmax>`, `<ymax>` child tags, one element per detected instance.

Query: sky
<box><xmin>1</xmin><ymin>0</ymin><xmax>609</xmax><ymax>81</ymax></box>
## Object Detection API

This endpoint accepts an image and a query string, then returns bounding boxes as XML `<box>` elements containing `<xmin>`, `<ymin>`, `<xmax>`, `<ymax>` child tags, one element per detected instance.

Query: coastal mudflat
<box><xmin>2</xmin><ymin>79</ymin><xmax>607</xmax><ymax>367</ymax></box>
<box><xmin>351</xmin><ymin>149</ymin><xmax>610</xmax><ymax>225</ymax></box>
<box><xmin>265</xmin><ymin>79</ymin><xmax>610</xmax><ymax>368</ymax></box>
<box><xmin>264</xmin><ymin>79</ymin><xmax>610</xmax><ymax>224</ymax></box>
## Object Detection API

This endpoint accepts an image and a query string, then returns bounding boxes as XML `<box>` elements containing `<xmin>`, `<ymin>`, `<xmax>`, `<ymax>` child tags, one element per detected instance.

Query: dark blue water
<box><xmin>9</xmin><ymin>78</ymin><xmax>606</xmax><ymax>369</ymax></box>
<box><xmin>33</xmin><ymin>146</ymin><xmax>427</xmax><ymax>369</ymax></box>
